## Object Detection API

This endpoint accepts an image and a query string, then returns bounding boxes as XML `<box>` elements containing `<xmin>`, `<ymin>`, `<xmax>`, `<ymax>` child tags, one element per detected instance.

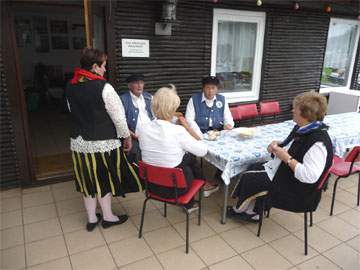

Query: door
<box><xmin>5</xmin><ymin>0</ymin><xmax>108</xmax><ymax>185</ymax></box>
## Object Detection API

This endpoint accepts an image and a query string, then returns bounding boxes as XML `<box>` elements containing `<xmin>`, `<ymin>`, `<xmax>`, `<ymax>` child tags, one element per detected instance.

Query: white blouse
<box><xmin>129</xmin><ymin>92</ymin><xmax>152</xmax><ymax>134</ymax></box>
<box><xmin>69</xmin><ymin>83</ymin><xmax>130</xmax><ymax>153</ymax></box>
<box><xmin>264</xmin><ymin>141</ymin><xmax>328</xmax><ymax>184</ymax></box>
<box><xmin>137</xmin><ymin>119</ymin><xmax>208</xmax><ymax>168</ymax></box>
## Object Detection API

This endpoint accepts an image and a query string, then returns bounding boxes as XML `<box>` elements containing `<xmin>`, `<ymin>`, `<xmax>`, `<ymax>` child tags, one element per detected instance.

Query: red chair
<box><xmin>257</xmin><ymin>167</ymin><xmax>332</xmax><ymax>255</ymax></box>
<box><xmin>237</xmin><ymin>104</ymin><xmax>258</xmax><ymax>120</ymax></box>
<box><xmin>138</xmin><ymin>161</ymin><xmax>205</xmax><ymax>253</ymax></box>
<box><xmin>230</xmin><ymin>106</ymin><xmax>241</xmax><ymax>121</ymax></box>
<box><xmin>329</xmin><ymin>146</ymin><xmax>360</xmax><ymax>216</ymax></box>
<box><xmin>259</xmin><ymin>101</ymin><xmax>280</xmax><ymax>121</ymax></box>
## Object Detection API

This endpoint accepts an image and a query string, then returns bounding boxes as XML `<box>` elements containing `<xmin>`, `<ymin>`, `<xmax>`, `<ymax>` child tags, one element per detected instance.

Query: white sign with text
<box><xmin>121</xmin><ymin>39</ymin><xmax>149</xmax><ymax>57</ymax></box>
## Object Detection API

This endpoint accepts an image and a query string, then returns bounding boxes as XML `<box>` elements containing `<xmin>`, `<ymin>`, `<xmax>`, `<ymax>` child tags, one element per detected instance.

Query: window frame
<box><xmin>211</xmin><ymin>9</ymin><xmax>266</xmax><ymax>103</ymax></box>
<box><xmin>320</xmin><ymin>18</ymin><xmax>360</xmax><ymax>94</ymax></box>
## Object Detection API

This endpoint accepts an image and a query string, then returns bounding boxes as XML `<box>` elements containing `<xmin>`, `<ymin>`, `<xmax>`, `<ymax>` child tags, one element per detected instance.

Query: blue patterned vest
<box><xmin>192</xmin><ymin>92</ymin><xmax>225</xmax><ymax>133</ymax></box>
<box><xmin>120</xmin><ymin>91</ymin><xmax>154</xmax><ymax>132</ymax></box>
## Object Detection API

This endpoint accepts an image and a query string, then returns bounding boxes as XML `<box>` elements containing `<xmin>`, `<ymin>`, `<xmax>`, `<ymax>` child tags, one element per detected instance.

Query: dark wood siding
<box><xmin>351</xmin><ymin>40</ymin><xmax>360</xmax><ymax>90</ymax></box>
<box><xmin>260</xmin><ymin>11</ymin><xmax>330</xmax><ymax>121</ymax></box>
<box><xmin>0</xmin><ymin>48</ymin><xmax>21</xmax><ymax>189</ymax></box>
<box><xmin>114</xmin><ymin>1</ymin><xmax>212</xmax><ymax>111</ymax></box>
<box><xmin>113</xmin><ymin>0</ymin><xmax>355</xmax><ymax>119</ymax></box>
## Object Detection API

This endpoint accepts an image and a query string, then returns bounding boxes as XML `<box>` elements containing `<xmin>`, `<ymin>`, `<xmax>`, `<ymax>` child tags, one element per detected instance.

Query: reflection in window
<box><xmin>321</xmin><ymin>19</ymin><xmax>359</xmax><ymax>88</ymax></box>
<box><xmin>216</xmin><ymin>21</ymin><xmax>256</xmax><ymax>93</ymax></box>
<box><xmin>211</xmin><ymin>9</ymin><xmax>265</xmax><ymax>103</ymax></box>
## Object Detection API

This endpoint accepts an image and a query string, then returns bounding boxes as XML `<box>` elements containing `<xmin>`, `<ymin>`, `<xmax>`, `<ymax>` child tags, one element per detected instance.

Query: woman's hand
<box><xmin>272</xmin><ymin>143</ymin><xmax>298</xmax><ymax>171</ymax></box>
<box><xmin>130</xmin><ymin>130</ymin><xmax>138</xmax><ymax>140</ymax></box>
<box><xmin>176</xmin><ymin>116</ymin><xmax>201</xmax><ymax>140</ymax></box>
<box><xmin>176</xmin><ymin>116</ymin><xmax>190</xmax><ymax>128</ymax></box>
<box><xmin>223</xmin><ymin>124</ymin><xmax>233</xmax><ymax>130</ymax></box>
<box><xmin>272</xmin><ymin>145</ymin><xmax>288</xmax><ymax>160</ymax></box>
<box><xmin>123</xmin><ymin>136</ymin><xmax>132</xmax><ymax>152</ymax></box>
<box><xmin>267</xmin><ymin>140</ymin><xmax>280</xmax><ymax>153</ymax></box>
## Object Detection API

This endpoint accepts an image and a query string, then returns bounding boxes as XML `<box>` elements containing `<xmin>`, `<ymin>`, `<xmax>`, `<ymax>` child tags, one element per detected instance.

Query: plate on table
<box><xmin>204</xmin><ymin>130</ymin><xmax>221</xmax><ymax>141</ymax></box>
<box><xmin>233</xmin><ymin>127</ymin><xmax>257</xmax><ymax>138</ymax></box>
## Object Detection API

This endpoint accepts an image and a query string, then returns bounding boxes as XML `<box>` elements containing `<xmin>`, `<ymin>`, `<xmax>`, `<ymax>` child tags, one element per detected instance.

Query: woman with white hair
<box><xmin>137</xmin><ymin>85</ymin><xmax>208</xmax><ymax>210</ymax></box>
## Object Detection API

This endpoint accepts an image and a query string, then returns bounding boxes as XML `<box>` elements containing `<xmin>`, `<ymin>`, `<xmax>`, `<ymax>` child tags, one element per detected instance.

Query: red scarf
<box><xmin>70</xmin><ymin>68</ymin><xmax>106</xmax><ymax>84</ymax></box>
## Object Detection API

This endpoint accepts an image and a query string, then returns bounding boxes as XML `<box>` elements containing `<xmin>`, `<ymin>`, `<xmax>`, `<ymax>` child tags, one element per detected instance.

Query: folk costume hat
<box><xmin>202</xmin><ymin>76</ymin><xmax>220</xmax><ymax>86</ymax></box>
<box><xmin>126</xmin><ymin>74</ymin><xmax>145</xmax><ymax>83</ymax></box>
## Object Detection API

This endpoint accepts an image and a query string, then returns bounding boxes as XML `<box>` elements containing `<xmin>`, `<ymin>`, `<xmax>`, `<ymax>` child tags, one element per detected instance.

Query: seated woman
<box><xmin>230</xmin><ymin>92</ymin><xmax>333</xmax><ymax>222</ymax></box>
<box><xmin>185</xmin><ymin>76</ymin><xmax>234</xmax><ymax>197</ymax></box>
<box><xmin>137</xmin><ymin>84</ymin><xmax>208</xmax><ymax>211</ymax></box>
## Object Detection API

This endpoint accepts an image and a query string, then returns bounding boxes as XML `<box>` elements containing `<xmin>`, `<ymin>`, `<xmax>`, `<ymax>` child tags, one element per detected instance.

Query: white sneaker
<box><xmin>203</xmin><ymin>185</ymin><xmax>220</xmax><ymax>198</ymax></box>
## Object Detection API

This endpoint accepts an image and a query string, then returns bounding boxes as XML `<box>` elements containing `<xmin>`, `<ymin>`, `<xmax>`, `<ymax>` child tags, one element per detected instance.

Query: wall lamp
<box><xmin>155</xmin><ymin>0</ymin><xmax>177</xmax><ymax>36</ymax></box>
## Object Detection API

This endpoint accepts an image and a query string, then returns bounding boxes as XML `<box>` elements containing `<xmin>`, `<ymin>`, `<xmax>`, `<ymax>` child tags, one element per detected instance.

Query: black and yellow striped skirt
<box><xmin>71</xmin><ymin>147</ymin><xmax>143</xmax><ymax>198</ymax></box>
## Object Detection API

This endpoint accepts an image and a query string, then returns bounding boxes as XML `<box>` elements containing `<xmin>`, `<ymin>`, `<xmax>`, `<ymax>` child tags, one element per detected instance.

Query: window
<box><xmin>321</xmin><ymin>18</ymin><xmax>360</xmax><ymax>91</ymax></box>
<box><xmin>211</xmin><ymin>9</ymin><xmax>265</xmax><ymax>103</ymax></box>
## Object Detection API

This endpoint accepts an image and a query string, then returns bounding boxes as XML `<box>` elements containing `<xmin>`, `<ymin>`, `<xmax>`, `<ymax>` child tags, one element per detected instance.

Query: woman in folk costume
<box><xmin>66</xmin><ymin>48</ymin><xmax>142</xmax><ymax>231</ymax></box>
<box><xmin>230</xmin><ymin>92</ymin><xmax>333</xmax><ymax>222</ymax></box>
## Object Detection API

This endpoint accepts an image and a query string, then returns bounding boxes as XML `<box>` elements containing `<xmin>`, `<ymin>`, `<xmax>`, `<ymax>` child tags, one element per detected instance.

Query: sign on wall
<box><xmin>121</xmin><ymin>39</ymin><xmax>149</xmax><ymax>57</ymax></box>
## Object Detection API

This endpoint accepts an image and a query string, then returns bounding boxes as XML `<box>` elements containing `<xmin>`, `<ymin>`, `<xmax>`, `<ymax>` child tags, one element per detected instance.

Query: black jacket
<box><xmin>66</xmin><ymin>80</ymin><xmax>117</xmax><ymax>141</ymax></box>
<box><xmin>270</xmin><ymin>125</ymin><xmax>333</xmax><ymax>212</ymax></box>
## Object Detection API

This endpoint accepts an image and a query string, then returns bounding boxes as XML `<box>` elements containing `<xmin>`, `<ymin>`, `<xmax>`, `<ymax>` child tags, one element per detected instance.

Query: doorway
<box><xmin>12</xmin><ymin>1</ymin><xmax>106</xmax><ymax>182</ymax></box>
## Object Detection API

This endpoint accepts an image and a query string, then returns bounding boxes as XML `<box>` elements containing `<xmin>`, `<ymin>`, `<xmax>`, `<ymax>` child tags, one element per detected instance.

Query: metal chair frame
<box><xmin>256</xmin><ymin>169</ymin><xmax>331</xmax><ymax>255</ymax></box>
<box><xmin>138</xmin><ymin>163</ymin><xmax>204</xmax><ymax>254</ymax></box>
<box><xmin>330</xmin><ymin>148</ymin><xmax>360</xmax><ymax>216</ymax></box>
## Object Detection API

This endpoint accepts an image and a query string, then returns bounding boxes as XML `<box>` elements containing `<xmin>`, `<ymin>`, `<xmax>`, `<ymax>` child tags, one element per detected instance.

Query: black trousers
<box><xmin>232</xmin><ymin>163</ymin><xmax>271</xmax><ymax>213</ymax></box>
<box><xmin>148</xmin><ymin>153</ymin><xmax>201</xmax><ymax>200</ymax></box>
<box><xmin>126</xmin><ymin>139</ymin><xmax>142</xmax><ymax>164</ymax></box>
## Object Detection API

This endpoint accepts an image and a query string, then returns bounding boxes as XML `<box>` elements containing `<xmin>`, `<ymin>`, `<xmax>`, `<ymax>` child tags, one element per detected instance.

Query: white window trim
<box><xmin>320</xmin><ymin>18</ymin><xmax>360</xmax><ymax>94</ymax></box>
<box><xmin>211</xmin><ymin>9</ymin><xmax>266</xmax><ymax>104</ymax></box>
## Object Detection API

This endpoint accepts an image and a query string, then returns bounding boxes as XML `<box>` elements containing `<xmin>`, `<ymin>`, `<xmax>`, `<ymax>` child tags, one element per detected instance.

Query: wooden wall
<box><xmin>260</xmin><ymin>11</ymin><xmax>329</xmax><ymax>121</ymax></box>
<box><xmin>351</xmin><ymin>46</ymin><xmax>360</xmax><ymax>90</ymax></box>
<box><xmin>113</xmin><ymin>0</ymin><xmax>358</xmax><ymax>122</ymax></box>
<box><xmin>113</xmin><ymin>0</ymin><xmax>212</xmax><ymax>111</ymax></box>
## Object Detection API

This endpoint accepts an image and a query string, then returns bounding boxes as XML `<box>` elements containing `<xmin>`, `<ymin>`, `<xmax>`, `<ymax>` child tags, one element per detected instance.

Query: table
<box><xmin>203</xmin><ymin>112</ymin><xmax>360</xmax><ymax>224</ymax></box>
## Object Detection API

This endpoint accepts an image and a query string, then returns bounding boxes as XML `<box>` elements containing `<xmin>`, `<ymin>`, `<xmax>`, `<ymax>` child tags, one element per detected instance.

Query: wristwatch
<box><xmin>287</xmin><ymin>156</ymin><xmax>293</xmax><ymax>166</ymax></box>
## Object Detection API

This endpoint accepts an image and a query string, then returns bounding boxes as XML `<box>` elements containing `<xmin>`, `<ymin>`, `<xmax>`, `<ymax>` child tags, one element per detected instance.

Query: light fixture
<box><xmin>293</xmin><ymin>1</ymin><xmax>300</xmax><ymax>10</ymax></box>
<box><xmin>324</xmin><ymin>4</ymin><xmax>332</xmax><ymax>13</ymax></box>
<box><xmin>155</xmin><ymin>0</ymin><xmax>177</xmax><ymax>36</ymax></box>
<box><xmin>162</xmin><ymin>0</ymin><xmax>177</xmax><ymax>22</ymax></box>
<box><xmin>256</xmin><ymin>0</ymin><xmax>262</xmax><ymax>7</ymax></box>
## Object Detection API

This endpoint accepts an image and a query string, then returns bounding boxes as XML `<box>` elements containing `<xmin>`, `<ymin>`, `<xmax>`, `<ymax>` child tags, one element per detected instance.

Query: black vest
<box><xmin>66</xmin><ymin>80</ymin><xmax>117</xmax><ymax>140</ymax></box>
<box><xmin>270</xmin><ymin>125</ymin><xmax>333</xmax><ymax>212</ymax></box>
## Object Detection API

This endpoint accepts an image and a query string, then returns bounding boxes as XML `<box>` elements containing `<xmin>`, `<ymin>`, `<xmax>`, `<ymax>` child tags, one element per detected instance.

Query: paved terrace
<box><xmin>1</xmin><ymin>174</ymin><xmax>359</xmax><ymax>270</ymax></box>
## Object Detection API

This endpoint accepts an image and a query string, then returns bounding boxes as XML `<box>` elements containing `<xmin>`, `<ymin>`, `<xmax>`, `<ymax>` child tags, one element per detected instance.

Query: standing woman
<box><xmin>66</xmin><ymin>48</ymin><xmax>141</xmax><ymax>231</ymax></box>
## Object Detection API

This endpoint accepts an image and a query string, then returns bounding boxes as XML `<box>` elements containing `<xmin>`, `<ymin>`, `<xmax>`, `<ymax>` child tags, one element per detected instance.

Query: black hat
<box><xmin>126</xmin><ymin>74</ymin><xmax>145</xmax><ymax>83</ymax></box>
<box><xmin>202</xmin><ymin>76</ymin><xmax>219</xmax><ymax>86</ymax></box>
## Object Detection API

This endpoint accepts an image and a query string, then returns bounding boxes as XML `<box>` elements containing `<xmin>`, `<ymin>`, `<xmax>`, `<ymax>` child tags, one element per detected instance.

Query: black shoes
<box><xmin>86</xmin><ymin>213</ymin><xmax>102</xmax><ymax>232</ymax></box>
<box><xmin>102</xmin><ymin>214</ymin><xmax>129</xmax><ymax>229</ymax></box>
<box><xmin>227</xmin><ymin>207</ymin><xmax>259</xmax><ymax>223</ymax></box>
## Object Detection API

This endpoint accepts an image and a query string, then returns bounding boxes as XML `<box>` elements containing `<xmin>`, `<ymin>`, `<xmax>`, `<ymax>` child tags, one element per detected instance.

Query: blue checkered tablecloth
<box><xmin>204</xmin><ymin>112</ymin><xmax>360</xmax><ymax>185</ymax></box>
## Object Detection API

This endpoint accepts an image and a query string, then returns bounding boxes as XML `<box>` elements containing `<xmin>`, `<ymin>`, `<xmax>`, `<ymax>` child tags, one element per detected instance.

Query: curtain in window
<box><xmin>324</xmin><ymin>23</ymin><xmax>357</xmax><ymax>70</ymax></box>
<box><xmin>322</xmin><ymin>22</ymin><xmax>358</xmax><ymax>87</ymax></box>
<box><xmin>216</xmin><ymin>21</ymin><xmax>257</xmax><ymax>92</ymax></box>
